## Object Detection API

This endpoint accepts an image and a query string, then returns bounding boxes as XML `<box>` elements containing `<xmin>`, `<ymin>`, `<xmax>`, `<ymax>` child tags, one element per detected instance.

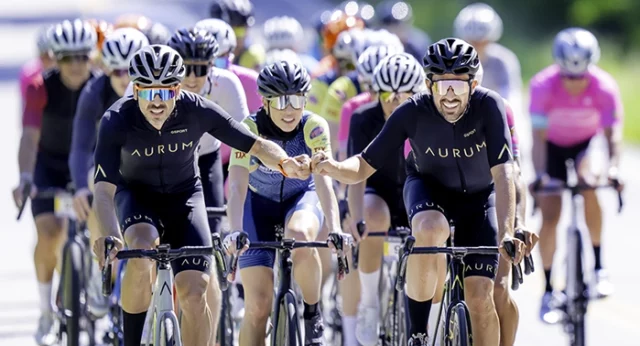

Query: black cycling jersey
<box><xmin>361</xmin><ymin>87</ymin><xmax>513</xmax><ymax>194</ymax></box>
<box><xmin>348</xmin><ymin>101</ymin><xmax>405</xmax><ymax>193</ymax></box>
<box><xmin>69</xmin><ymin>74</ymin><xmax>121</xmax><ymax>190</ymax></box>
<box><xmin>93</xmin><ymin>91</ymin><xmax>257</xmax><ymax>193</ymax></box>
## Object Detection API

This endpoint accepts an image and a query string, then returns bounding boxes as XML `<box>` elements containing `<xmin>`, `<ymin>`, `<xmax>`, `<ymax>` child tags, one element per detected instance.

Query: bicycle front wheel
<box><xmin>390</xmin><ymin>289</ymin><xmax>408</xmax><ymax>346</ymax></box>
<box><xmin>272</xmin><ymin>292</ymin><xmax>300</xmax><ymax>346</ymax></box>
<box><xmin>444</xmin><ymin>303</ymin><xmax>471</xmax><ymax>346</ymax></box>
<box><xmin>217</xmin><ymin>289</ymin><xmax>234</xmax><ymax>346</ymax></box>
<box><xmin>60</xmin><ymin>240</ymin><xmax>84</xmax><ymax>346</ymax></box>
<box><xmin>160</xmin><ymin>312</ymin><xmax>179</xmax><ymax>346</ymax></box>
<box><xmin>567</xmin><ymin>228</ymin><xmax>586</xmax><ymax>346</ymax></box>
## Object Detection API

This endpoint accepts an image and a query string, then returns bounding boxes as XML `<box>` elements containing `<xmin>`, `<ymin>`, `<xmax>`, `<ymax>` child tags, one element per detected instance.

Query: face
<box><xmin>428</xmin><ymin>73</ymin><xmax>478</xmax><ymax>121</ymax></box>
<box><xmin>183</xmin><ymin>61</ymin><xmax>211</xmax><ymax>93</ymax></box>
<box><xmin>561</xmin><ymin>74</ymin><xmax>590</xmax><ymax>94</ymax></box>
<box><xmin>57</xmin><ymin>52</ymin><xmax>92</xmax><ymax>89</ymax></box>
<box><xmin>133</xmin><ymin>84</ymin><xmax>180</xmax><ymax>129</ymax></box>
<box><xmin>109</xmin><ymin>68</ymin><xmax>130</xmax><ymax>97</ymax></box>
<box><xmin>379</xmin><ymin>91</ymin><xmax>413</xmax><ymax>118</ymax></box>
<box><xmin>263</xmin><ymin>94</ymin><xmax>307</xmax><ymax>132</ymax></box>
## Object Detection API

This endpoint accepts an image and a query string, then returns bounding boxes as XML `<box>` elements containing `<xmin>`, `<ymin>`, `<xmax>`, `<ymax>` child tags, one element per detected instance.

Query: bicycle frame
<box><xmin>141</xmin><ymin>261</ymin><xmax>181</xmax><ymax>346</ymax></box>
<box><xmin>270</xmin><ymin>239</ymin><xmax>303</xmax><ymax>346</ymax></box>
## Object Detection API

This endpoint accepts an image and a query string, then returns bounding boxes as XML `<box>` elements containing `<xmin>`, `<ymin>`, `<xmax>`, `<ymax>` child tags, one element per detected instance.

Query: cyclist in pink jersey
<box><xmin>529</xmin><ymin>28</ymin><xmax>624</xmax><ymax>324</ymax></box>
<box><xmin>19</xmin><ymin>25</ymin><xmax>56</xmax><ymax>104</ymax></box>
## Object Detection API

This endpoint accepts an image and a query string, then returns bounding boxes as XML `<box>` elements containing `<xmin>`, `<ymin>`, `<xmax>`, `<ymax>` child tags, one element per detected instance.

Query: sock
<box><xmin>427</xmin><ymin>302</ymin><xmax>441</xmax><ymax>340</ymax></box>
<box><xmin>342</xmin><ymin>315</ymin><xmax>358</xmax><ymax>346</ymax></box>
<box><xmin>407</xmin><ymin>296</ymin><xmax>431</xmax><ymax>337</ymax></box>
<box><xmin>123</xmin><ymin>311</ymin><xmax>147</xmax><ymax>346</ymax></box>
<box><xmin>544</xmin><ymin>269</ymin><xmax>553</xmax><ymax>292</ymax></box>
<box><xmin>359</xmin><ymin>269</ymin><xmax>381</xmax><ymax>307</ymax></box>
<box><xmin>38</xmin><ymin>282</ymin><xmax>52</xmax><ymax>314</ymax></box>
<box><xmin>593</xmin><ymin>246</ymin><xmax>602</xmax><ymax>270</ymax></box>
<box><xmin>303</xmin><ymin>302</ymin><xmax>320</xmax><ymax>320</ymax></box>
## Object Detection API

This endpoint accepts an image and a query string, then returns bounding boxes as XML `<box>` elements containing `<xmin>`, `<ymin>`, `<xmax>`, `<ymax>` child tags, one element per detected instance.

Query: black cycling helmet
<box><xmin>423</xmin><ymin>38</ymin><xmax>480</xmax><ymax>79</ymax></box>
<box><xmin>209</xmin><ymin>0</ymin><xmax>255</xmax><ymax>27</ymax></box>
<box><xmin>168</xmin><ymin>28</ymin><xmax>220</xmax><ymax>62</ymax></box>
<box><xmin>257</xmin><ymin>60</ymin><xmax>311</xmax><ymax>98</ymax></box>
<box><xmin>377</xmin><ymin>0</ymin><xmax>413</xmax><ymax>25</ymax></box>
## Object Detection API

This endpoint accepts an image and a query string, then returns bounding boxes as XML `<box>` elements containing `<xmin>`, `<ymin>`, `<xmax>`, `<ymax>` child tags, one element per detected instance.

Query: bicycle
<box><xmin>230</xmin><ymin>232</ymin><xmax>351</xmax><ymax>346</ymax></box>
<box><xmin>101</xmin><ymin>234</ymin><xmax>230</xmax><ymax>346</ymax></box>
<box><xmin>532</xmin><ymin>178</ymin><xmax>623</xmax><ymax>346</ymax></box>
<box><xmin>394</xmin><ymin>236</ymin><xmax>526</xmax><ymax>346</ymax></box>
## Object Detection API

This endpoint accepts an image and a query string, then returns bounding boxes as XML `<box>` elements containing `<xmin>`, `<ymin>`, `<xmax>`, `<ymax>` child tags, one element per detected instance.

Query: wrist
<box><xmin>20</xmin><ymin>172</ymin><xmax>33</xmax><ymax>183</ymax></box>
<box><xmin>277</xmin><ymin>158</ymin><xmax>290</xmax><ymax>177</ymax></box>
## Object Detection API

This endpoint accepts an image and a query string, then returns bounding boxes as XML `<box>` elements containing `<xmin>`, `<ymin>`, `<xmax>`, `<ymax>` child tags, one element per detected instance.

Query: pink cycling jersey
<box><xmin>503</xmin><ymin>99</ymin><xmax>519</xmax><ymax>158</ymax></box>
<box><xmin>529</xmin><ymin>64</ymin><xmax>623</xmax><ymax>147</ymax></box>
<box><xmin>19</xmin><ymin>58</ymin><xmax>43</xmax><ymax>104</ymax></box>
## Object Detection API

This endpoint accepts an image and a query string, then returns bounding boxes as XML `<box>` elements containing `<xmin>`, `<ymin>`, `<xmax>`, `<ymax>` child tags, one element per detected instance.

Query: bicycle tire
<box><xmin>567</xmin><ymin>229</ymin><xmax>586</xmax><ymax>346</ymax></box>
<box><xmin>444</xmin><ymin>303</ymin><xmax>471</xmax><ymax>346</ymax></box>
<box><xmin>326</xmin><ymin>275</ymin><xmax>343</xmax><ymax>346</ymax></box>
<box><xmin>218</xmin><ymin>289</ymin><xmax>234</xmax><ymax>346</ymax></box>
<box><xmin>272</xmin><ymin>292</ymin><xmax>300</xmax><ymax>346</ymax></box>
<box><xmin>391</xmin><ymin>289</ymin><xmax>408</xmax><ymax>346</ymax></box>
<box><xmin>60</xmin><ymin>240</ymin><xmax>84</xmax><ymax>346</ymax></box>
<box><xmin>160</xmin><ymin>313</ymin><xmax>178</xmax><ymax>346</ymax></box>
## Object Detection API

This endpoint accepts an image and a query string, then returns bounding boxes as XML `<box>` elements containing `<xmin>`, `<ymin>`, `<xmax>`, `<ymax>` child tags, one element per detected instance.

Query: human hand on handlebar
<box><xmin>93</xmin><ymin>236</ymin><xmax>124</xmax><ymax>269</ymax></box>
<box><xmin>223</xmin><ymin>231</ymin><xmax>250</xmax><ymax>256</ymax></box>
<box><xmin>499</xmin><ymin>235</ymin><xmax>526</xmax><ymax>264</ymax></box>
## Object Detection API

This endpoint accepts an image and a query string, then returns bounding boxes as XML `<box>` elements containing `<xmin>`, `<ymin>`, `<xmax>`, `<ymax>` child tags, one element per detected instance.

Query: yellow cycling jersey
<box><xmin>320</xmin><ymin>73</ymin><xmax>361</xmax><ymax>124</ymax></box>
<box><xmin>236</xmin><ymin>44</ymin><xmax>266</xmax><ymax>72</ymax></box>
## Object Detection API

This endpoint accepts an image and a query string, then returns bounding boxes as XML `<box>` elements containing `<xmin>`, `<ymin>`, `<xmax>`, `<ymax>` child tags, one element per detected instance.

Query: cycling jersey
<box><xmin>481</xmin><ymin>43</ymin><xmax>522</xmax><ymax>103</ymax></box>
<box><xmin>338</xmin><ymin>91</ymin><xmax>372</xmax><ymax>152</ymax></box>
<box><xmin>321</xmin><ymin>71</ymin><xmax>362</xmax><ymax>123</ymax></box>
<box><xmin>19</xmin><ymin>58</ymin><xmax>43</xmax><ymax>105</ymax></box>
<box><xmin>529</xmin><ymin>64</ymin><xmax>622</xmax><ymax>147</ymax></box>
<box><xmin>69</xmin><ymin>74</ymin><xmax>120</xmax><ymax>190</ymax></box>
<box><xmin>93</xmin><ymin>91</ymin><xmax>257</xmax><ymax>194</ymax></box>
<box><xmin>229</xmin><ymin>110</ymin><xmax>330</xmax><ymax>202</ymax></box>
<box><xmin>503</xmin><ymin>99</ymin><xmax>519</xmax><ymax>159</ymax></box>
<box><xmin>307</xmin><ymin>70</ymin><xmax>340</xmax><ymax>116</ymax></box>
<box><xmin>234</xmin><ymin>43</ymin><xmax>266</xmax><ymax>72</ymax></box>
<box><xmin>361</xmin><ymin>88</ymin><xmax>513</xmax><ymax>194</ymax></box>
<box><xmin>228</xmin><ymin>61</ymin><xmax>263</xmax><ymax>113</ymax></box>
<box><xmin>311</xmin><ymin>55</ymin><xmax>338</xmax><ymax>79</ymax></box>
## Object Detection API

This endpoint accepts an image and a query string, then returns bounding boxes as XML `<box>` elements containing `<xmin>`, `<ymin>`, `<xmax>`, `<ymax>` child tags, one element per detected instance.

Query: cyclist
<box><xmin>311</xmin><ymin>38</ymin><xmax>526</xmax><ymax>346</ymax></box>
<box><xmin>223</xmin><ymin>60</ymin><xmax>349</xmax><ymax>346</ymax></box>
<box><xmin>263</xmin><ymin>16</ymin><xmax>319</xmax><ymax>72</ymax></box>
<box><xmin>376</xmin><ymin>0</ymin><xmax>431</xmax><ymax>61</ymax></box>
<box><xmin>344</xmin><ymin>53</ymin><xmax>425</xmax><ymax>346</ymax></box>
<box><xmin>86</xmin><ymin>18</ymin><xmax>113</xmax><ymax>71</ymax></box>
<box><xmin>113</xmin><ymin>13</ymin><xmax>170</xmax><ymax>46</ymax></box>
<box><xmin>209</xmin><ymin>0</ymin><xmax>265</xmax><ymax>71</ymax></box>
<box><xmin>19</xmin><ymin>25</ymin><xmax>55</xmax><ymax>107</ymax></box>
<box><xmin>90</xmin><ymin>45</ymin><xmax>310</xmax><ymax>346</ymax></box>
<box><xmin>264</xmin><ymin>48</ymin><xmax>303</xmax><ymax>66</ymax></box>
<box><xmin>530</xmin><ymin>28</ymin><xmax>623</xmax><ymax>323</ymax></box>
<box><xmin>145</xmin><ymin>21</ymin><xmax>172</xmax><ymax>45</ymax></box>
<box><xmin>12</xmin><ymin>19</ymin><xmax>97</xmax><ymax>346</ymax></box>
<box><xmin>454</xmin><ymin>3</ymin><xmax>522</xmax><ymax>107</ymax></box>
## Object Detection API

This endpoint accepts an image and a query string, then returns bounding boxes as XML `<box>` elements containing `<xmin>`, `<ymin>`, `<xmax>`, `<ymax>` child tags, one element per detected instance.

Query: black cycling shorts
<box><xmin>403</xmin><ymin>175</ymin><xmax>499</xmax><ymax>280</ymax></box>
<box><xmin>115</xmin><ymin>186</ymin><xmax>212</xmax><ymax>275</ymax></box>
<box><xmin>365</xmin><ymin>185</ymin><xmax>409</xmax><ymax>228</ymax></box>
<box><xmin>32</xmin><ymin>152</ymin><xmax>71</xmax><ymax>218</ymax></box>
<box><xmin>198</xmin><ymin>149</ymin><xmax>224</xmax><ymax>234</ymax></box>
<box><xmin>546</xmin><ymin>139</ymin><xmax>592</xmax><ymax>182</ymax></box>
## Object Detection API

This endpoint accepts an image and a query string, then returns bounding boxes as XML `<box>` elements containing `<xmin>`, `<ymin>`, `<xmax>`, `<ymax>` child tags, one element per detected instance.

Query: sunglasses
<box><xmin>111</xmin><ymin>69</ymin><xmax>128</xmax><ymax>77</ymax></box>
<box><xmin>57</xmin><ymin>54</ymin><xmax>90</xmax><ymax>63</ymax></box>
<box><xmin>379</xmin><ymin>91</ymin><xmax>414</xmax><ymax>103</ymax></box>
<box><xmin>561</xmin><ymin>74</ymin><xmax>587</xmax><ymax>81</ymax></box>
<box><xmin>134</xmin><ymin>85</ymin><xmax>179</xmax><ymax>101</ymax></box>
<box><xmin>214</xmin><ymin>57</ymin><xmax>230</xmax><ymax>69</ymax></box>
<box><xmin>431</xmin><ymin>79</ymin><xmax>471</xmax><ymax>96</ymax></box>
<box><xmin>185</xmin><ymin>64</ymin><xmax>211</xmax><ymax>77</ymax></box>
<box><xmin>266</xmin><ymin>95</ymin><xmax>307</xmax><ymax>110</ymax></box>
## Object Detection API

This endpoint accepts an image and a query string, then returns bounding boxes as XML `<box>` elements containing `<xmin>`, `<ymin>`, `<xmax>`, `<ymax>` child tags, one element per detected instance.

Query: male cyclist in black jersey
<box><xmin>376</xmin><ymin>0</ymin><xmax>431</xmax><ymax>61</ymax></box>
<box><xmin>12</xmin><ymin>19</ymin><xmax>97</xmax><ymax>345</ymax></box>
<box><xmin>312</xmin><ymin>38</ymin><xmax>526</xmax><ymax>346</ymax></box>
<box><xmin>90</xmin><ymin>45</ymin><xmax>311</xmax><ymax>346</ymax></box>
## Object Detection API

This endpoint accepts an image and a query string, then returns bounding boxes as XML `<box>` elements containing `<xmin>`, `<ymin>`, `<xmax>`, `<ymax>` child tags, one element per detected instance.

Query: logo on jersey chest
<box><xmin>424</xmin><ymin>141</ymin><xmax>486</xmax><ymax>158</ymax></box>
<box><xmin>130</xmin><ymin>141</ymin><xmax>194</xmax><ymax>157</ymax></box>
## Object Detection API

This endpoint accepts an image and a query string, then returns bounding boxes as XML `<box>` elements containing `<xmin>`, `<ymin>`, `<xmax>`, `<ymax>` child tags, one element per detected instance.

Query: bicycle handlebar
<box><xmin>206</xmin><ymin>206</ymin><xmax>227</xmax><ymax>217</ymax></box>
<box><xmin>532</xmin><ymin>182</ymin><xmax>624</xmax><ymax>215</ymax></box>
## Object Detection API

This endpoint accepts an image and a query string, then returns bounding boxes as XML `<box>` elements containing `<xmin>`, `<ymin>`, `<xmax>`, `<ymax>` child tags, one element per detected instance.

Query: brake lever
<box><xmin>102</xmin><ymin>237</ymin><xmax>114</xmax><ymax>296</ymax></box>
<box><xmin>211</xmin><ymin>235</ymin><xmax>230</xmax><ymax>291</ymax></box>
<box><xmin>515</xmin><ymin>231</ymin><xmax>534</xmax><ymax>275</ymax></box>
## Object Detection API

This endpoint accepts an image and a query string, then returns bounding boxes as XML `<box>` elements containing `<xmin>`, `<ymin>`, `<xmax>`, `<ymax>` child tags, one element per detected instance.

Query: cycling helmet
<box><xmin>129</xmin><ymin>45</ymin><xmax>185</xmax><ymax>86</ymax></box>
<box><xmin>209</xmin><ymin>0</ymin><xmax>255</xmax><ymax>27</ymax></box>
<box><xmin>168</xmin><ymin>28</ymin><xmax>219</xmax><ymax>62</ymax></box>
<box><xmin>263</xmin><ymin>16</ymin><xmax>304</xmax><ymax>51</ymax></box>
<box><xmin>321</xmin><ymin>11</ymin><xmax>366</xmax><ymax>52</ymax></box>
<box><xmin>552</xmin><ymin>28</ymin><xmax>600</xmax><ymax>76</ymax></box>
<box><xmin>333</xmin><ymin>28</ymin><xmax>368</xmax><ymax>62</ymax></box>
<box><xmin>194</xmin><ymin>19</ymin><xmax>237</xmax><ymax>56</ymax></box>
<box><xmin>454</xmin><ymin>3</ymin><xmax>503</xmax><ymax>43</ymax></box>
<box><xmin>257</xmin><ymin>60</ymin><xmax>311</xmax><ymax>98</ymax></box>
<box><xmin>357</xmin><ymin>44</ymin><xmax>403</xmax><ymax>82</ymax></box>
<box><xmin>475</xmin><ymin>61</ymin><xmax>484</xmax><ymax>85</ymax></box>
<box><xmin>36</xmin><ymin>25</ymin><xmax>53</xmax><ymax>54</ymax></box>
<box><xmin>102</xmin><ymin>28</ymin><xmax>149</xmax><ymax>70</ymax></box>
<box><xmin>314</xmin><ymin>9</ymin><xmax>334</xmax><ymax>36</ymax></box>
<box><xmin>264</xmin><ymin>48</ymin><xmax>302</xmax><ymax>66</ymax></box>
<box><xmin>113</xmin><ymin>14</ymin><xmax>153</xmax><ymax>32</ymax></box>
<box><xmin>377</xmin><ymin>1</ymin><xmax>413</xmax><ymax>25</ymax></box>
<box><xmin>372</xmin><ymin>53</ymin><xmax>425</xmax><ymax>93</ymax></box>
<box><xmin>47</xmin><ymin>19</ymin><xmax>97</xmax><ymax>54</ymax></box>
<box><xmin>423</xmin><ymin>38</ymin><xmax>480</xmax><ymax>79</ymax></box>
<box><xmin>86</xmin><ymin>19</ymin><xmax>113</xmax><ymax>51</ymax></box>
<box><xmin>145</xmin><ymin>22</ymin><xmax>172</xmax><ymax>45</ymax></box>
<box><xmin>369</xmin><ymin>29</ymin><xmax>404</xmax><ymax>51</ymax></box>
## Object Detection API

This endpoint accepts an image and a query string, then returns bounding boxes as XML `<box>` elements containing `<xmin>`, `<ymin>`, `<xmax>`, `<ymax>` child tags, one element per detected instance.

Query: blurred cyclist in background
<box><xmin>264</xmin><ymin>48</ymin><xmax>303</xmax><ymax>66</ymax></box>
<box><xmin>210</xmin><ymin>0</ymin><xmax>265</xmax><ymax>72</ymax></box>
<box><xmin>113</xmin><ymin>13</ymin><xmax>170</xmax><ymax>45</ymax></box>
<box><xmin>263</xmin><ymin>16</ymin><xmax>319</xmax><ymax>73</ymax></box>
<box><xmin>529</xmin><ymin>27</ymin><xmax>623</xmax><ymax>324</ymax></box>
<box><xmin>86</xmin><ymin>19</ymin><xmax>112</xmax><ymax>71</ymax></box>
<box><xmin>311</xmin><ymin>9</ymin><xmax>334</xmax><ymax>61</ymax></box>
<box><xmin>19</xmin><ymin>25</ymin><xmax>55</xmax><ymax>108</ymax></box>
<box><xmin>337</xmin><ymin>1</ymin><xmax>377</xmax><ymax>27</ymax></box>
<box><xmin>376</xmin><ymin>0</ymin><xmax>430</xmax><ymax>61</ymax></box>
<box><xmin>454</xmin><ymin>3</ymin><xmax>522</xmax><ymax>107</ymax></box>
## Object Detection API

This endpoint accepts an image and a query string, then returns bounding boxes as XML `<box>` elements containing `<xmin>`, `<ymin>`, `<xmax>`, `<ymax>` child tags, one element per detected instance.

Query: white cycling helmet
<box><xmin>475</xmin><ymin>61</ymin><xmax>484</xmax><ymax>85</ymax></box>
<box><xmin>129</xmin><ymin>45</ymin><xmax>185</xmax><ymax>87</ymax></box>
<box><xmin>453</xmin><ymin>3</ymin><xmax>503</xmax><ymax>43</ymax></box>
<box><xmin>552</xmin><ymin>28</ymin><xmax>600</xmax><ymax>76</ymax></box>
<box><xmin>333</xmin><ymin>28</ymin><xmax>368</xmax><ymax>63</ymax></box>
<box><xmin>370</xmin><ymin>29</ymin><xmax>404</xmax><ymax>51</ymax></box>
<box><xmin>102</xmin><ymin>28</ymin><xmax>149</xmax><ymax>70</ymax></box>
<box><xmin>264</xmin><ymin>48</ymin><xmax>302</xmax><ymax>66</ymax></box>
<box><xmin>47</xmin><ymin>19</ymin><xmax>97</xmax><ymax>54</ymax></box>
<box><xmin>263</xmin><ymin>16</ymin><xmax>304</xmax><ymax>51</ymax></box>
<box><xmin>357</xmin><ymin>44</ymin><xmax>403</xmax><ymax>83</ymax></box>
<box><xmin>36</xmin><ymin>25</ymin><xmax>53</xmax><ymax>55</ymax></box>
<box><xmin>372</xmin><ymin>53</ymin><xmax>425</xmax><ymax>93</ymax></box>
<box><xmin>145</xmin><ymin>22</ymin><xmax>172</xmax><ymax>45</ymax></box>
<box><xmin>194</xmin><ymin>18</ymin><xmax>237</xmax><ymax>57</ymax></box>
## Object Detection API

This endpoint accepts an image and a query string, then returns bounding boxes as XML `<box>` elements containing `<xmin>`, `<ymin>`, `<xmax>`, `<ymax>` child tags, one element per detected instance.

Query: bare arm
<box><xmin>247</xmin><ymin>137</ymin><xmax>290</xmax><ymax>172</ymax></box>
<box><xmin>347</xmin><ymin>181</ymin><xmax>366</xmax><ymax>224</ymax></box>
<box><xmin>326</xmin><ymin>155</ymin><xmax>377</xmax><ymax>185</ymax></box>
<box><xmin>492</xmin><ymin>163</ymin><xmax>516</xmax><ymax>241</ymax></box>
<box><xmin>513</xmin><ymin>160</ymin><xmax>527</xmax><ymax>229</ymax></box>
<box><xmin>531</xmin><ymin>129</ymin><xmax>547</xmax><ymax>176</ymax></box>
<box><xmin>604</xmin><ymin>126</ymin><xmax>622</xmax><ymax>173</ymax></box>
<box><xmin>93</xmin><ymin>182</ymin><xmax>121</xmax><ymax>238</ymax></box>
<box><xmin>18</xmin><ymin>127</ymin><xmax>40</xmax><ymax>178</ymax></box>
<box><xmin>227</xmin><ymin>166</ymin><xmax>249</xmax><ymax>231</ymax></box>
<box><xmin>315</xmin><ymin>173</ymin><xmax>342</xmax><ymax>232</ymax></box>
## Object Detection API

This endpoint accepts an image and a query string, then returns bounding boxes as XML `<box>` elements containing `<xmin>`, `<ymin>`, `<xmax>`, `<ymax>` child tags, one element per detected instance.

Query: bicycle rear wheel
<box><xmin>60</xmin><ymin>240</ymin><xmax>84</xmax><ymax>346</ymax></box>
<box><xmin>444</xmin><ymin>303</ymin><xmax>471</xmax><ymax>346</ymax></box>
<box><xmin>566</xmin><ymin>228</ymin><xmax>586</xmax><ymax>346</ymax></box>
<box><xmin>218</xmin><ymin>289</ymin><xmax>234</xmax><ymax>346</ymax></box>
<box><xmin>272</xmin><ymin>292</ymin><xmax>300</xmax><ymax>346</ymax></box>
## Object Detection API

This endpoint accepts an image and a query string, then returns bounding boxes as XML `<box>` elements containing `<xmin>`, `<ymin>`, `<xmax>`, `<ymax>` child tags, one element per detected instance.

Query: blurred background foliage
<box><xmin>329</xmin><ymin>0</ymin><xmax>640</xmax><ymax>141</ymax></box>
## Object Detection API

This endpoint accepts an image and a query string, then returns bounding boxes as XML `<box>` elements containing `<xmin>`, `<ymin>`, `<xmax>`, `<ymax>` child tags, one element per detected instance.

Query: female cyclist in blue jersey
<box><xmin>223</xmin><ymin>60</ymin><xmax>351</xmax><ymax>346</ymax></box>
